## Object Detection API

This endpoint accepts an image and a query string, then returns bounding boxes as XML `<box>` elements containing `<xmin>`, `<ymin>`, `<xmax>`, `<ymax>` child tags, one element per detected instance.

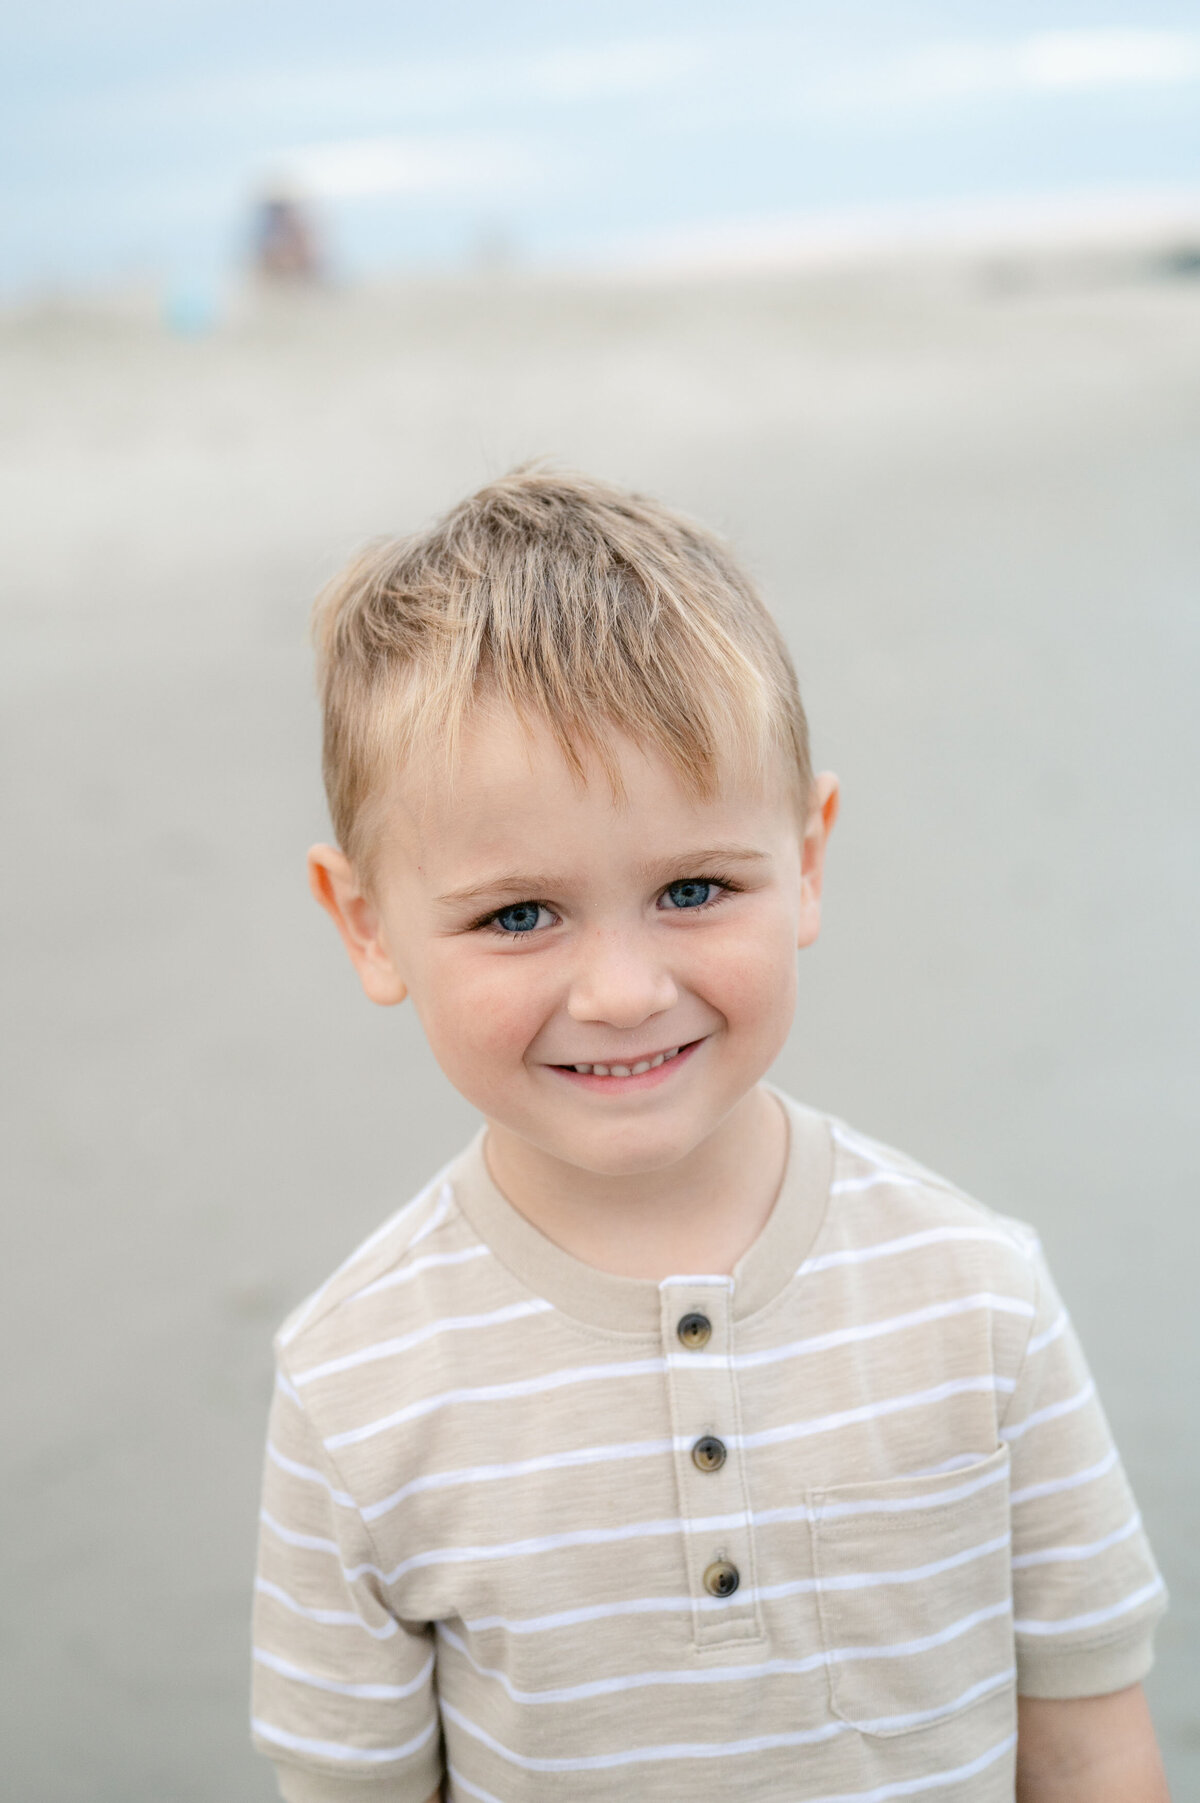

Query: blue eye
<box><xmin>494</xmin><ymin>902</ymin><xmax>544</xmax><ymax>934</ymax></box>
<box><xmin>663</xmin><ymin>880</ymin><xmax>714</xmax><ymax>910</ymax></box>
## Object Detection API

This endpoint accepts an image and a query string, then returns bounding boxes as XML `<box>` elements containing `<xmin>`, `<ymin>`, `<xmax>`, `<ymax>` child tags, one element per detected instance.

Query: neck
<box><xmin>483</xmin><ymin>1086</ymin><xmax>787</xmax><ymax>1281</ymax></box>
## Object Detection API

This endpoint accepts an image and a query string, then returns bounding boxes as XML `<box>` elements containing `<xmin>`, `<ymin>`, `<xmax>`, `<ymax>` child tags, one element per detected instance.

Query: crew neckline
<box><xmin>448</xmin><ymin>1088</ymin><xmax>833</xmax><ymax>1336</ymax></box>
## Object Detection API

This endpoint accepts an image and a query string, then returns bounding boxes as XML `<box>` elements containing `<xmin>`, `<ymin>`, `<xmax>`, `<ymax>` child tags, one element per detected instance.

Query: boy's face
<box><xmin>312</xmin><ymin>706</ymin><xmax>837</xmax><ymax>1184</ymax></box>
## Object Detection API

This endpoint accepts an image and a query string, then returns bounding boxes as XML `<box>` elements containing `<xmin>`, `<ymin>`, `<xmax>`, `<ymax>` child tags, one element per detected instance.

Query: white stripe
<box><xmin>1010</xmin><ymin>1445</ymin><xmax>1118</xmax><ymax>1506</ymax></box>
<box><xmin>464</xmin><ymin>1589</ymin><xmax>681</xmax><ymax>1637</ymax></box>
<box><xmin>1015</xmin><ymin>1574</ymin><xmax>1165</xmax><ymax>1636</ymax></box>
<box><xmin>326</xmin><ymin>1281</ymin><xmax>1023</xmax><ymax>1448</ymax></box>
<box><xmin>829</xmin><ymin>1170</ymin><xmax>930</xmax><ymax>1196</ymax></box>
<box><xmin>439</xmin><ymin>1694</ymin><xmax>844</xmax><ymax>1770</ymax></box>
<box><xmin>253</xmin><ymin>1576</ymin><xmax>398</xmax><ymax>1640</ymax></box>
<box><xmin>448</xmin><ymin>1769</ymin><xmax>505</xmax><ymax>1803</ymax></box>
<box><xmin>259</xmin><ymin>1509</ymin><xmax>340</xmax><ymax>1556</ymax></box>
<box><xmin>440</xmin><ymin>1600</ymin><xmax>1011</xmax><ymax>1703</ymax></box>
<box><xmin>819</xmin><ymin>1532</ymin><xmax>1010</xmax><ymax>1594</ymax></box>
<box><xmin>266</xmin><ymin>1441</ymin><xmax>356</xmax><ymax>1509</ymax></box>
<box><xmin>440</xmin><ymin>1678</ymin><xmax>1014</xmax><ymax>1773</ymax></box>
<box><xmin>275</xmin><ymin>1370</ymin><xmax>302</xmax><ymax>1407</ymax></box>
<box><xmin>459</xmin><ymin>1569</ymin><xmax>862</xmax><ymax>1636</ymax></box>
<box><xmin>360</xmin><ymin>1411</ymin><xmax>1013</xmax><ymax>1579</ymax></box>
<box><xmin>901</xmin><ymin>1451</ymin><xmax>994</xmax><ymax>1479</ymax></box>
<box><xmin>800</xmin><ymin>1224</ymin><xmax>1017</xmax><ymax>1277</ymax></box>
<box><xmin>338</xmin><ymin>1293</ymin><xmax>1023</xmax><ymax>1462</ymax></box>
<box><xmin>337</xmin><ymin>1517</ymin><xmax>1005</xmax><ymax>1595</ymax></box>
<box><xmin>252</xmin><ymin>1713</ymin><xmax>436</xmax><ymax>1765</ymax></box>
<box><xmin>807</xmin><ymin>1456</ymin><xmax>1009</xmax><ymax>1521</ymax></box>
<box><xmin>371</xmin><ymin>1508</ymin><xmax>754</xmax><ymax>1583</ymax></box>
<box><xmin>829</xmin><ymin>1124</ymin><xmax>967</xmax><ymax>1202</ymax></box>
<box><xmin>858</xmin><ymin>1668</ymin><xmax>1015</xmax><ymax>1735</ymax></box>
<box><xmin>253</xmin><ymin>1645</ymin><xmax>434</xmax><ymax>1701</ymax></box>
<box><xmin>423</xmin><ymin>1523</ymin><xmax>1005</xmax><ymax>1616</ymax></box>
<box><xmin>831</xmin><ymin>1598</ymin><xmax>1011</xmax><ymax>1663</ymax></box>
<box><xmin>777</xmin><ymin>1731</ymin><xmax>1016</xmax><ymax>1803</ymax></box>
<box><xmin>408</xmin><ymin>1184</ymin><xmax>455</xmax><ymax>1251</ymax></box>
<box><xmin>737</xmin><ymin>1375</ymin><xmax>1014</xmax><ymax>1454</ymax></box>
<box><xmin>350</xmin><ymin>1242</ymin><xmax>490</xmax><ymax>1302</ymax></box>
<box><xmin>827</xmin><ymin>1124</ymin><xmax>1014</xmax><ymax>1231</ymax></box>
<box><xmin>362</xmin><ymin>1435</ymin><xmax>678</xmax><ymax>1522</ymax></box>
<box><xmin>1025</xmin><ymin>1309</ymin><xmax>1069</xmax><ymax>1356</ymax></box>
<box><xmin>362</xmin><ymin>1437</ymin><xmax>1007</xmax><ymax>1529</ymax></box>
<box><xmin>1000</xmin><ymin>1378</ymin><xmax>1095</xmax><ymax>1442</ymax></box>
<box><xmin>277</xmin><ymin>1175</ymin><xmax>452</xmax><ymax>1347</ymax></box>
<box><xmin>334</xmin><ymin>1359</ymin><xmax>1012</xmax><ymax>1457</ymax></box>
<box><xmin>1012</xmin><ymin>1511</ymin><xmax>1142</xmax><ymax>1570</ymax></box>
<box><xmin>295</xmin><ymin>1297</ymin><xmax>554</xmax><ymax>1387</ymax></box>
<box><xmin>326</xmin><ymin>1358</ymin><xmax>668</xmax><ymax>1449</ymax></box>
<box><xmin>670</xmin><ymin>1293</ymin><xmax>1033</xmax><ymax>1374</ymax></box>
<box><xmin>829</xmin><ymin>1121</ymin><xmax>915</xmax><ymax>1165</ymax></box>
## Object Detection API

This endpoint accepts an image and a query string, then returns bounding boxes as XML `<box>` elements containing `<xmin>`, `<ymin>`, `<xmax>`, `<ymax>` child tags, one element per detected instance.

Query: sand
<box><xmin>2</xmin><ymin>261</ymin><xmax>1197</xmax><ymax>1798</ymax></box>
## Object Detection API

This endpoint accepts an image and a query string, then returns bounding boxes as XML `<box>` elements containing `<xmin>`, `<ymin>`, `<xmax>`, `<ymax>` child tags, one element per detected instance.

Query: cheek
<box><xmin>418</xmin><ymin>945</ymin><xmax>551</xmax><ymax>1070</ymax></box>
<box><xmin>706</xmin><ymin>908</ymin><xmax>798</xmax><ymax>1022</ymax></box>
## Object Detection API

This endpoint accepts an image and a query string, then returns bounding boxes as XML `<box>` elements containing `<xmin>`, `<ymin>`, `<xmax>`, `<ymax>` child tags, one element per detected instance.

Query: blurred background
<box><xmin>2</xmin><ymin>2</ymin><xmax>1198</xmax><ymax>1797</ymax></box>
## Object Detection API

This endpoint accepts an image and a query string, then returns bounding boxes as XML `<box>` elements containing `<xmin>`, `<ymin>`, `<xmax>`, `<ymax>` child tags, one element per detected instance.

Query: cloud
<box><xmin>857</xmin><ymin>30</ymin><xmax>1200</xmax><ymax>111</ymax></box>
<box><xmin>32</xmin><ymin>25</ymin><xmax>1200</xmax><ymax>153</ymax></box>
<box><xmin>254</xmin><ymin>29</ymin><xmax>1200</xmax><ymax>211</ymax></box>
<box><xmin>1020</xmin><ymin>30</ymin><xmax>1200</xmax><ymax>91</ymax></box>
<box><xmin>268</xmin><ymin>134</ymin><xmax>538</xmax><ymax>201</ymax></box>
<box><xmin>62</xmin><ymin>34</ymin><xmax>717</xmax><ymax>140</ymax></box>
<box><xmin>503</xmin><ymin>37</ymin><xmax>714</xmax><ymax>104</ymax></box>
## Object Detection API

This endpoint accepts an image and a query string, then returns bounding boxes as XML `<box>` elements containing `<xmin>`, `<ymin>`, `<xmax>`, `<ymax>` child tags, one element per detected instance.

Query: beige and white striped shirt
<box><xmin>251</xmin><ymin>1092</ymin><xmax>1165</xmax><ymax>1802</ymax></box>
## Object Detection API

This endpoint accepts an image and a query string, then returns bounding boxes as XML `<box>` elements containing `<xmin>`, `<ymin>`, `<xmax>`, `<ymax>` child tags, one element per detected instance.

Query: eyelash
<box><xmin>472</xmin><ymin>874</ymin><xmax>743</xmax><ymax>939</ymax></box>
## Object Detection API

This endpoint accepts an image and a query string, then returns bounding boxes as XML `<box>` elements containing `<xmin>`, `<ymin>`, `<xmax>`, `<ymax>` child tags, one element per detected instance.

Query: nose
<box><xmin>566</xmin><ymin>929</ymin><xmax>678</xmax><ymax>1030</ymax></box>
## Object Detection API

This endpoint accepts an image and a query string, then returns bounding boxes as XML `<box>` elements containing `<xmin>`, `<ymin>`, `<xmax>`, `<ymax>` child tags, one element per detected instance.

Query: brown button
<box><xmin>703</xmin><ymin>1559</ymin><xmax>740</xmax><ymax>1598</ymax></box>
<box><xmin>692</xmin><ymin>1435</ymin><xmax>727</xmax><ymax>1473</ymax></box>
<box><xmin>677</xmin><ymin>1312</ymin><xmax>712</xmax><ymax>1350</ymax></box>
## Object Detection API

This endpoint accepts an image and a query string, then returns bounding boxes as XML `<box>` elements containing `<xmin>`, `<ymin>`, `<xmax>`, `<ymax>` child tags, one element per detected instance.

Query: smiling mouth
<box><xmin>551</xmin><ymin>1040</ymin><xmax>699</xmax><ymax>1078</ymax></box>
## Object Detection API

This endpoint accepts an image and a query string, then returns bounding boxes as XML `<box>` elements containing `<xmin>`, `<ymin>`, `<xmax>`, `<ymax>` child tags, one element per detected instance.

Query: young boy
<box><xmin>251</xmin><ymin>468</ymin><xmax>1169</xmax><ymax>1802</ymax></box>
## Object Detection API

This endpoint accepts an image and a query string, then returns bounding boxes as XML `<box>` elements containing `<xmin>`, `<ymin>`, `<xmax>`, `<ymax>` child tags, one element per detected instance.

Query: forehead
<box><xmin>376</xmin><ymin>705</ymin><xmax>800</xmax><ymax>882</ymax></box>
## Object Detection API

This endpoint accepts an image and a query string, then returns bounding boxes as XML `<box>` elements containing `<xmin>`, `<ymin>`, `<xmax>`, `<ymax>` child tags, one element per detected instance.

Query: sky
<box><xmin>4</xmin><ymin>0</ymin><xmax>1200</xmax><ymax>297</ymax></box>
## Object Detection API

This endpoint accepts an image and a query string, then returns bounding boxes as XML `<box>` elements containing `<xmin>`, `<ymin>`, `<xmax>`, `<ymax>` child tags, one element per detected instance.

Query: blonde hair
<box><xmin>313</xmin><ymin>465</ymin><xmax>812</xmax><ymax>880</ymax></box>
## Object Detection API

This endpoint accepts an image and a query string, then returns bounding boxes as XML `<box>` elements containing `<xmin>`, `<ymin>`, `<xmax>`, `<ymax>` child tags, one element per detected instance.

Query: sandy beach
<box><xmin>2</xmin><ymin>261</ymin><xmax>1197</xmax><ymax>1797</ymax></box>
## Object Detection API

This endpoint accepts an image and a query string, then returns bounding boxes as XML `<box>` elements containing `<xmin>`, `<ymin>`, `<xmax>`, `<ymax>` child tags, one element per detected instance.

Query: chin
<box><xmin>553</xmin><ymin>1118</ymin><xmax>701</xmax><ymax>1179</ymax></box>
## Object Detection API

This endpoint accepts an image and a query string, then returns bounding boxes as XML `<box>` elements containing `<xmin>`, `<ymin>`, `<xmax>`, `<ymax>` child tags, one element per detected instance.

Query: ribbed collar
<box><xmin>449</xmin><ymin>1088</ymin><xmax>832</xmax><ymax>1337</ymax></box>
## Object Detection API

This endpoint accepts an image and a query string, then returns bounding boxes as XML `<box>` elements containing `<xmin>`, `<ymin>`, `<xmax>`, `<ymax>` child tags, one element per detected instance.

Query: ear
<box><xmin>796</xmin><ymin>772</ymin><xmax>840</xmax><ymax>950</ymax></box>
<box><xmin>307</xmin><ymin>844</ymin><xmax>408</xmax><ymax>1006</ymax></box>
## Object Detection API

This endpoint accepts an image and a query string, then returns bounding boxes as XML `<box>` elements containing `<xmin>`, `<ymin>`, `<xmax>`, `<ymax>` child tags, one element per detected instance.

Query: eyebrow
<box><xmin>435</xmin><ymin>845</ymin><xmax>771</xmax><ymax>907</ymax></box>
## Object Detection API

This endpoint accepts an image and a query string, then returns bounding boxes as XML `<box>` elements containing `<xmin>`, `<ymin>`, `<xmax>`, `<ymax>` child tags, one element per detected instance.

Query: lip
<box><xmin>544</xmin><ymin>1037</ymin><xmax>705</xmax><ymax>1093</ymax></box>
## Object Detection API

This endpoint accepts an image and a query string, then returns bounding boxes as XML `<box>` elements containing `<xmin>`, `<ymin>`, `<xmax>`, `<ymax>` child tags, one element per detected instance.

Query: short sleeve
<box><xmin>1001</xmin><ymin>1240</ymin><xmax>1167</xmax><ymax>1698</ymax></box>
<box><xmin>251</xmin><ymin>1362</ymin><xmax>442</xmax><ymax>1802</ymax></box>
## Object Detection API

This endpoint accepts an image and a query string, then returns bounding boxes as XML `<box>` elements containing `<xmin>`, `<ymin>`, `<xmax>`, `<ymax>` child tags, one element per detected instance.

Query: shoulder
<box><xmin>800</xmin><ymin>1103</ymin><xmax>1048</xmax><ymax>1311</ymax></box>
<box><xmin>271</xmin><ymin>1134</ymin><xmax>492</xmax><ymax>1376</ymax></box>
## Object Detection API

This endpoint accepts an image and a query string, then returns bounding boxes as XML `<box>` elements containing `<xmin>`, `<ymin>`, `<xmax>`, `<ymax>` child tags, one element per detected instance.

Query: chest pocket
<box><xmin>810</xmin><ymin>1445</ymin><xmax>1014</xmax><ymax>1737</ymax></box>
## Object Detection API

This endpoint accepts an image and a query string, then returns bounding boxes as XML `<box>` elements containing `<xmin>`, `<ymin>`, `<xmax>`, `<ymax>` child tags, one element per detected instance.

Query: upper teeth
<box><xmin>571</xmin><ymin>1047</ymin><xmax>682</xmax><ymax>1077</ymax></box>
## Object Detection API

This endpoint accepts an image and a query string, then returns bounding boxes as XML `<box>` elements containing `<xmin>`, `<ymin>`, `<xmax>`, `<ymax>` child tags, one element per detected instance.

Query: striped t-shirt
<box><xmin>251</xmin><ymin>1092</ymin><xmax>1165</xmax><ymax>1803</ymax></box>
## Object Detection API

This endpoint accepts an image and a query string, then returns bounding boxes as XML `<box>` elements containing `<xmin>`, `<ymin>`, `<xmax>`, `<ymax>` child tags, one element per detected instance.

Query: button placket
<box><xmin>659</xmin><ymin>1279</ymin><xmax>762</xmax><ymax>1646</ymax></box>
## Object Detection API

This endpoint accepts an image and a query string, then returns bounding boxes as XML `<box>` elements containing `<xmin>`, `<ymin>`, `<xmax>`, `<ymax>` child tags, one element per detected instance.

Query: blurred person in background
<box><xmin>252</xmin><ymin>189</ymin><xmax>324</xmax><ymax>285</ymax></box>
